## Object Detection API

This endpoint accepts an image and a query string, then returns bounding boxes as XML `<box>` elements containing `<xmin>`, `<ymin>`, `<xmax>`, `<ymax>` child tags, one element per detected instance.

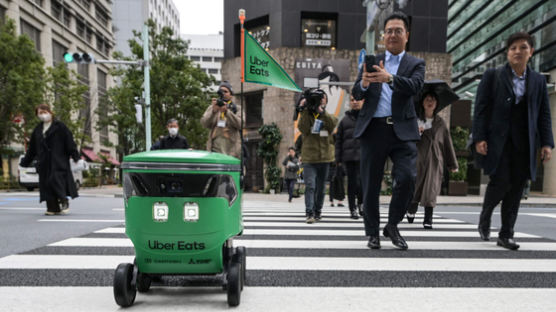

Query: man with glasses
<box><xmin>201</xmin><ymin>81</ymin><xmax>242</xmax><ymax>158</ymax></box>
<box><xmin>352</xmin><ymin>11</ymin><xmax>425</xmax><ymax>250</ymax></box>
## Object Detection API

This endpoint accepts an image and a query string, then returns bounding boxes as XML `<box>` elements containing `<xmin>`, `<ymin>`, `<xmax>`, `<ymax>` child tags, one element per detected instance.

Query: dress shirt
<box><xmin>511</xmin><ymin>68</ymin><xmax>526</xmax><ymax>104</ymax></box>
<box><xmin>359</xmin><ymin>50</ymin><xmax>406</xmax><ymax>117</ymax></box>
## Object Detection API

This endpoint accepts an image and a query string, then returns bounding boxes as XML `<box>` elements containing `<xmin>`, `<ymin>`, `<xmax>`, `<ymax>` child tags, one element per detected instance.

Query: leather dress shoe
<box><xmin>497</xmin><ymin>238</ymin><xmax>520</xmax><ymax>250</ymax></box>
<box><xmin>406</xmin><ymin>213</ymin><xmax>415</xmax><ymax>224</ymax></box>
<box><xmin>383</xmin><ymin>225</ymin><xmax>408</xmax><ymax>250</ymax></box>
<box><xmin>350</xmin><ymin>210</ymin><xmax>359</xmax><ymax>219</ymax></box>
<box><xmin>478</xmin><ymin>226</ymin><xmax>490</xmax><ymax>241</ymax></box>
<box><xmin>367</xmin><ymin>236</ymin><xmax>381</xmax><ymax>249</ymax></box>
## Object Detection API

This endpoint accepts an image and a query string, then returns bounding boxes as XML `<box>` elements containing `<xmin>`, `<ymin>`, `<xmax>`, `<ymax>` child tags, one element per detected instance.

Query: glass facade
<box><xmin>449</xmin><ymin>0</ymin><xmax>555</xmax><ymax>92</ymax></box>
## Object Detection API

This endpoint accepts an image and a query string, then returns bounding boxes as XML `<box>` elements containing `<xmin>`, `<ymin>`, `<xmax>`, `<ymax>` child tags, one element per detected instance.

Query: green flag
<box><xmin>243</xmin><ymin>31</ymin><xmax>301</xmax><ymax>92</ymax></box>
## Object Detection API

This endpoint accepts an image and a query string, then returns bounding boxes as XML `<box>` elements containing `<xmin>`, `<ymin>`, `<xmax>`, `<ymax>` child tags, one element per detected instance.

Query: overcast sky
<box><xmin>175</xmin><ymin>0</ymin><xmax>224</xmax><ymax>35</ymax></box>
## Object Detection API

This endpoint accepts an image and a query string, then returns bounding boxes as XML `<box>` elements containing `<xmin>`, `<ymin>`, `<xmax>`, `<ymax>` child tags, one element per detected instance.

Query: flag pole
<box><xmin>239</xmin><ymin>9</ymin><xmax>246</xmax><ymax>188</ymax></box>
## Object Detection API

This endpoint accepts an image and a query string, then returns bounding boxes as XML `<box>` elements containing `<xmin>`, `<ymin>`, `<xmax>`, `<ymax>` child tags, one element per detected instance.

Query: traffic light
<box><xmin>63</xmin><ymin>52</ymin><xmax>95</xmax><ymax>64</ymax></box>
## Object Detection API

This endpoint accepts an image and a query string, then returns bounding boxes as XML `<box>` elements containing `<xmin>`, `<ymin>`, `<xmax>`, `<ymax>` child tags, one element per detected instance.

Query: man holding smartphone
<box><xmin>352</xmin><ymin>11</ymin><xmax>425</xmax><ymax>250</ymax></box>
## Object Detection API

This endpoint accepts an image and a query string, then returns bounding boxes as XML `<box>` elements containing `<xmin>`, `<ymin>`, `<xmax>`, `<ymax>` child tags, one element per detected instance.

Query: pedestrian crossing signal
<box><xmin>63</xmin><ymin>52</ymin><xmax>95</xmax><ymax>64</ymax></box>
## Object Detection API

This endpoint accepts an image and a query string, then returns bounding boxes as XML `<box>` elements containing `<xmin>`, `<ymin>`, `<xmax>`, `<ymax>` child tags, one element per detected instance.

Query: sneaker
<box><xmin>314</xmin><ymin>214</ymin><xmax>322</xmax><ymax>221</ymax></box>
<box><xmin>44</xmin><ymin>211</ymin><xmax>55</xmax><ymax>216</ymax></box>
<box><xmin>350</xmin><ymin>210</ymin><xmax>359</xmax><ymax>219</ymax></box>
<box><xmin>306</xmin><ymin>216</ymin><xmax>315</xmax><ymax>224</ymax></box>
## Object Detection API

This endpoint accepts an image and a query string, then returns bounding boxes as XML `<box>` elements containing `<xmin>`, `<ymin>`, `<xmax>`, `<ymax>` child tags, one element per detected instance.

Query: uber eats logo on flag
<box><xmin>244</xmin><ymin>31</ymin><xmax>301</xmax><ymax>92</ymax></box>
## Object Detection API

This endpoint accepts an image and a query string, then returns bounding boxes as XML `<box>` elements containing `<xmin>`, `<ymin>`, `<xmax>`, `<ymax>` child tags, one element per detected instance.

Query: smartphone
<box><xmin>364</xmin><ymin>55</ymin><xmax>377</xmax><ymax>73</ymax></box>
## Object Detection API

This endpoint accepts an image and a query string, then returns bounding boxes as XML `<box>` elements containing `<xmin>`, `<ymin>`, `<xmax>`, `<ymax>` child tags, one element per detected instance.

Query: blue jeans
<box><xmin>303</xmin><ymin>163</ymin><xmax>330</xmax><ymax>216</ymax></box>
<box><xmin>285</xmin><ymin>178</ymin><xmax>296</xmax><ymax>201</ymax></box>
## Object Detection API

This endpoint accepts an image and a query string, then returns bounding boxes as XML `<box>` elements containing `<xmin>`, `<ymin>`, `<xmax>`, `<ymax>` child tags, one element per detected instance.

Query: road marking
<box><xmin>523</xmin><ymin>213</ymin><xmax>556</xmax><ymax>219</ymax></box>
<box><xmin>0</xmin><ymin>207</ymin><xmax>44</xmax><ymax>210</ymax></box>
<box><xmin>242</xmin><ymin>216</ymin><xmax>465</xmax><ymax>223</ymax></box>
<box><xmin>0</xmin><ymin>255</ymin><xmax>133</xmax><ymax>269</ymax></box>
<box><xmin>47</xmin><ymin>237</ymin><xmax>556</xmax><ymax>251</ymax></box>
<box><xmin>1</xmin><ymin>254</ymin><xmax>555</xmax><ymax>272</ymax></box>
<box><xmin>38</xmin><ymin>219</ymin><xmax>124</xmax><ymax>223</ymax></box>
<box><xmin>245</xmin><ymin>256</ymin><xmax>556</xmax><ymax>272</ymax></box>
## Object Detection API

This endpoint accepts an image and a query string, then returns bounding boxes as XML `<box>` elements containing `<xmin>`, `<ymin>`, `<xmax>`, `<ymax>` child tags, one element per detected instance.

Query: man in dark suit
<box><xmin>151</xmin><ymin>118</ymin><xmax>190</xmax><ymax>150</ymax></box>
<box><xmin>352</xmin><ymin>12</ymin><xmax>425</xmax><ymax>250</ymax></box>
<box><xmin>473</xmin><ymin>32</ymin><xmax>553</xmax><ymax>250</ymax></box>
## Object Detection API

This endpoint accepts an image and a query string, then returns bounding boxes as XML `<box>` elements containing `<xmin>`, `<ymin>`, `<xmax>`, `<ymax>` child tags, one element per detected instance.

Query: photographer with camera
<box><xmin>297</xmin><ymin>88</ymin><xmax>338</xmax><ymax>224</ymax></box>
<box><xmin>201</xmin><ymin>81</ymin><xmax>242</xmax><ymax>158</ymax></box>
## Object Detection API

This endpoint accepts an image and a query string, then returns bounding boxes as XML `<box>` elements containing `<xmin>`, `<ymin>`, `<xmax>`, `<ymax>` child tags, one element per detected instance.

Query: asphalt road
<box><xmin>0</xmin><ymin>193</ymin><xmax>555</xmax><ymax>311</ymax></box>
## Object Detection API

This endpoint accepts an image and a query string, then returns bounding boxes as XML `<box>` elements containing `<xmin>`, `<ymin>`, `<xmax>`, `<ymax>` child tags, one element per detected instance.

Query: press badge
<box><xmin>217</xmin><ymin>119</ymin><xmax>226</xmax><ymax>128</ymax></box>
<box><xmin>311</xmin><ymin>119</ymin><xmax>323</xmax><ymax>134</ymax></box>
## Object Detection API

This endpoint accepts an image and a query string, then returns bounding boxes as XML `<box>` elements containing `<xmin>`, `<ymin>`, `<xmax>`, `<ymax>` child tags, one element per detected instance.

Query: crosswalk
<box><xmin>1</xmin><ymin>200</ymin><xmax>556</xmax><ymax>311</ymax></box>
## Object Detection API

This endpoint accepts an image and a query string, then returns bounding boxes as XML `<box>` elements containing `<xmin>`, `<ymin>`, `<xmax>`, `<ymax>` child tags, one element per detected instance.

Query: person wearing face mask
<box><xmin>151</xmin><ymin>118</ymin><xmax>189</xmax><ymax>150</ymax></box>
<box><xmin>406</xmin><ymin>91</ymin><xmax>458</xmax><ymax>229</ymax></box>
<box><xmin>201</xmin><ymin>81</ymin><xmax>242</xmax><ymax>158</ymax></box>
<box><xmin>20</xmin><ymin>104</ymin><xmax>80</xmax><ymax>215</ymax></box>
<box><xmin>335</xmin><ymin>94</ymin><xmax>364</xmax><ymax>219</ymax></box>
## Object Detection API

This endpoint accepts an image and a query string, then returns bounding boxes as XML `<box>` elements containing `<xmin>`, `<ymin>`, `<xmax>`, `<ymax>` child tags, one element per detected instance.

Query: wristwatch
<box><xmin>387</xmin><ymin>74</ymin><xmax>394</xmax><ymax>84</ymax></box>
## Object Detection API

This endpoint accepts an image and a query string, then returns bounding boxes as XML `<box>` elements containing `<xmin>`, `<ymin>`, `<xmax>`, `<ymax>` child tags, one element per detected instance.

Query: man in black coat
<box><xmin>20</xmin><ymin>104</ymin><xmax>80</xmax><ymax>215</ymax></box>
<box><xmin>151</xmin><ymin>118</ymin><xmax>189</xmax><ymax>150</ymax></box>
<box><xmin>352</xmin><ymin>11</ymin><xmax>425</xmax><ymax>250</ymax></box>
<box><xmin>473</xmin><ymin>32</ymin><xmax>554</xmax><ymax>250</ymax></box>
<box><xmin>335</xmin><ymin>95</ymin><xmax>364</xmax><ymax>219</ymax></box>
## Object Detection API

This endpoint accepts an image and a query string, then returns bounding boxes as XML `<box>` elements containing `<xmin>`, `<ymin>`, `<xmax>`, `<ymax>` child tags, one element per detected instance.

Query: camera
<box><xmin>216</xmin><ymin>89</ymin><xmax>226</xmax><ymax>107</ymax></box>
<box><xmin>293</xmin><ymin>88</ymin><xmax>326</xmax><ymax>120</ymax></box>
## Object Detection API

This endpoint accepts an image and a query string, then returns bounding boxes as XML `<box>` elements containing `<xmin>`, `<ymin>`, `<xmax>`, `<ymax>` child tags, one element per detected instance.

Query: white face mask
<box><xmin>39</xmin><ymin>113</ymin><xmax>52</xmax><ymax>123</ymax></box>
<box><xmin>168</xmin><ymin>127</ymin><xmax>178</xmax><ymax>136</ymax></box>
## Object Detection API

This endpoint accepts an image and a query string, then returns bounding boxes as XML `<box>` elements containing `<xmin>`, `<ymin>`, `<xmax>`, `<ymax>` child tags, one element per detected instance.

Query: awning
<box><xmin>100</xmin><ymin>152</ymin><xmax>120</xmax><ymax>166</ymax></box>
<box><xmin>81</xmin><ymin>148</ymin><xmax>100</xmax><ymax>162</ymax></box>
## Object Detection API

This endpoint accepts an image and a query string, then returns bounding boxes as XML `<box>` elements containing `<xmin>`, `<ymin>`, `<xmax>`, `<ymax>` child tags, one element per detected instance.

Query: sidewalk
<box><xmin>73</xmin><ymin>185</ymin><xmax>556</xmax><ymax>207</ymax></box>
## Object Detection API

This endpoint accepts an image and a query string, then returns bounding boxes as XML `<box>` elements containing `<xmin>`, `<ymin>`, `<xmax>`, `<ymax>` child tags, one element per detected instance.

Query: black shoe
<box><xmin>478</xmin><ymin>226</ymin><xmax>490</xmax><ymax>241</ymax></box>
<box><xmin>330</xmin><ymin>202</ymin><xmax>334</xmax><ymax>207</ymax></box>
<box><xmin>367</xmin><ymin>236</ymin><xmax>381</xmax><ymax>249</ymax></box>
<box><xmin>358</xmin><ymin>204</ymin><xmax>364</xmax><ymax>216</ymax></box>
<box><xmin>314</xmin><ymin>214</ymin><xmax>322</xmax><ymax>221</ymax></box>
<box><xmin>350</xmin><ymin>210</ymin><xmax>359</xmax><ymax>220</ymax></box>
<box><xmin>337</xmin><ymin>203</ymin><xmax>344</xmax><ymax>207</ymax></box>
<box><xmin>383</xmin><ymin>224</ymin><xmax>408</xmax><ymax>250</ymax></box>
<box><xmin>406</xmin><ymin>213</ymin><xmax>415</xmax><ymax>224</ymax></box>
<box><xmin>497</xmin><ymin>238</ymin><xmax>520</xmax><ymax>250</ymax></box>
<box><xmin>423</xmin><ymin>222</ymin><xmax>432</xmax><ymax>230</ymax></box>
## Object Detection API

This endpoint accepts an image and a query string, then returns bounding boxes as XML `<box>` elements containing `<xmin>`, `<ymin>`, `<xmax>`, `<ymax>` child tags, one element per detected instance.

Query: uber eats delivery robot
<box><xmin>113</xmin><ymin>150</ymin><xmax>246</xmax><ymax>307</ymax></box>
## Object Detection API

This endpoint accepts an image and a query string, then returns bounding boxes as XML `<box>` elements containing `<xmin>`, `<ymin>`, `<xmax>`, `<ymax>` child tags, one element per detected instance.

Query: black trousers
<box><xmin>344</xmin><ymin>161</ymin><xmax>362</xmax><ymax>211</ymax></box>
<box><xmin>479</xmin><ymin>140</ymin><xmax>529</xmax><ymax>239</ymax></box>
<box><xmin>360</xmin><ymin>119</ymin><xmax>417</xmax><ymax>236</ymax></box>
<box><xmin>46</xmin><ymin>199</ymin><xmax>61</xmax><ymax>213</ymax></box>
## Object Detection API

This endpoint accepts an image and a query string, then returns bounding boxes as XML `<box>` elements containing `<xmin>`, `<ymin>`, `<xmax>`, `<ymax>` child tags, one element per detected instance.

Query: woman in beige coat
<box><xmin>406</xmin><ymin>92</ymin><xmax>458</xmax><ymax>229</ymax></box>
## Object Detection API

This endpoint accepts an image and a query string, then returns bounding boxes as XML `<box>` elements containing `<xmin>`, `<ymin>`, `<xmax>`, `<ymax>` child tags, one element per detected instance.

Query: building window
<box><xmin>77</xmin><ymin>0</ymin><xmax>91</xmax><ymax>10</ymax></box>
<box><xmin>95</xmin><ymin>4</ymin><xmax>109</xmax><ymax>28</ymax></box>
<box><xmin>202</xmin><ymin>56</ymin><xmax>212</xmax><ymax>62</ymax></box>
<box><xmin>97</xmin><ymin>69</ymin><xmax>109</xmax><ymax>144</ymax></box>
<box><xmin>0</xmin><ymin>6</ymin><xmax>6</xmax><ymax>24</ymax></box>
<box><xmin>86</xmin><ymin>27</ymin><xmax>93</xmax><ymax>43</ymax></box>
<box><xmin>20</xmin><ymin>19</ymin><xmax>41</xmax><ymax>51</ymax></box>
<box><xmin>76</xmin><ymin>18</ymin><xmax>85</xmax><ymax>37</ymax></box>
<box><xmin>52</xmin><ymin>1</ymin><xmax>71</xmax><ymax>28</ymax></box>
<box><xmin>301</xmin><ymin>14</ymin><xmax>337</xmax><ymax>48</ymax></box>
<box><xmin>214</xmin><ymin>57</ymin><xmax>223</xmax><ymax>63</ymax></box>
<box><xmin>208</xmin><ymin>68</ymin><xmax>218</xmax><ymax>74</ymax></box>
<box><xmin>245</xmin><ymin>92</ymin><xmax>263</xmax><ymax>128</ymax></box>
<box><xmin>190</xmin><ymin>56</ymin><xmax>200</xmax><ymax>61</ymax></box>
<box><xmin>52</xmin><ymin>40</ymin><xmax>67</xmax><ymax>66</ymax></box>
<box><xmin>247</xmin><ymin>25</ymin><xmax>270</xmax><ymax>49</ymax></box>
<box><xmin>30</xmin><ymin>0</ymin><xmax>43</xmax><ymax>7</ymax></box>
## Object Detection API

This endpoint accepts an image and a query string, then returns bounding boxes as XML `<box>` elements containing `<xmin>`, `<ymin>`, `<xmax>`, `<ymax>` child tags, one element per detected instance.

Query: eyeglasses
<box><xmin>384</xmin><ymin>28</ymin><xmax>405</xmax><ymax>36</ymax></box>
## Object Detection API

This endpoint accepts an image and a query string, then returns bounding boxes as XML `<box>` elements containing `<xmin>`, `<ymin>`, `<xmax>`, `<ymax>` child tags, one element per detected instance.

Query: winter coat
<box><xmin>201</xmin><ymin>101</ymin><xmax>242</xmax><ymax>158</ymax></box>
<box><xmin>335</xmin><ymin>109</ymin><xmax>360</xmax><ymax>163</ymax></box>
<box><xmin>282</xmin><ymin>155</ymin><xmax>300</xmax><ymax>180</ymax></box>
<box><xmin>412</xmin><ymin>116</ymin><xmax>458</xmax><ymax>207</ymax></box>
<box><xmin>297</xmin><ymin>109</ymin><xmax>337</xmax><ymax>163</ymax></box>
<box><xmin>151</xmin><ymin>134</ymin><xmax>189</xmax><ymax>150</ymax></box>
<box><xmin>20</xmin><ymin>120</ymin><xmax>80</xmax><ymax>202</ymax></box>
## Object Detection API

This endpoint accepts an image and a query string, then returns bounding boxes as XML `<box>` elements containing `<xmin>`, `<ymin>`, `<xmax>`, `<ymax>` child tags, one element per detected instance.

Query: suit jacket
<box><xmin>472</xmin><ymin>64</ymin><xmax>554</xmax><ymax>180</ymax></box>
<box><xmin>352</xmin><ymin>52</ymin><xmax>425</xmax><ymax>141</ymax></box>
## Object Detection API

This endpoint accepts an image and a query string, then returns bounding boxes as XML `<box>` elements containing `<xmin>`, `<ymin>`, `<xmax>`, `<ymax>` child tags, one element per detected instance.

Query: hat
<box><xmin>219</xmin><ymin>81</ymin><xmax>234</xmax><ymax>95</ymax></box>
